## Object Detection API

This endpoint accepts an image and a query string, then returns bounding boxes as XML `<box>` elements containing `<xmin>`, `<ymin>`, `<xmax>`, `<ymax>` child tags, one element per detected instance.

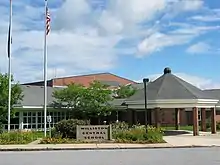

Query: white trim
<box><xmin>126</xmin><ymin>99</ymin><xmax>219</xmax><ymax>109</ymax></box>
<box><xmin>53</xmin><ymin>85</ymin><xmax>67</xmax><ymax>88</ymax></box>
<box><xmin>20</xmin><ymin>106</ymin><xmax>56</xmax><ymax>110</ymax></box>
<box><xmin>215</xmin><ymin>105</ymin><xmax>220</xmax><ymax>108</ymax></box>
<box><xmin>126</xmin><ymin>99</ymin><xmax>219</xmax><ymax>104</ymax></box>
<box><xmin>22</xmin><ymin>106</ymin><xmax>43</xmax><ymax>109</ymax></box>
<box><xmin>197</xmin><ymin>99</ymin><xmax>219</xmax><ymax>104</ymax></box>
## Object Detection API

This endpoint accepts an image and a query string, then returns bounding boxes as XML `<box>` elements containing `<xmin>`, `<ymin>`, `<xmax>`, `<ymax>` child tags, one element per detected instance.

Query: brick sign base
<box><xmin>76</xmin><ymin>125</ymin><xmax>112</xmax><ymax>141</ymax></box>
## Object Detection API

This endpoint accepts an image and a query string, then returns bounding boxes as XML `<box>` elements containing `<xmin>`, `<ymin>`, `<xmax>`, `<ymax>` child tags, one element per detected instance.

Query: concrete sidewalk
<box><xmin>0</xmin><ymin>143</ymin><xmax>175</xmax><ymax>151</ymax></box>
<box><xmin>164</xmin><ymin>135</ymin><xmax>220</xmax><ymax>147</ymax></box>
<box><xmin>0</xmin><ymin>142</ymin><xmax>218</xmax><ymax>151</ymax></box>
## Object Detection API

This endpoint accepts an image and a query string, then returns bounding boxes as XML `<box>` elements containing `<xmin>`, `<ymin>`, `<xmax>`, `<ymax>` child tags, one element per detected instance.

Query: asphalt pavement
<box><xmin>1</xmin><ymin>147</ymin><xmax>220</xmax><ymax>165</ymax></box>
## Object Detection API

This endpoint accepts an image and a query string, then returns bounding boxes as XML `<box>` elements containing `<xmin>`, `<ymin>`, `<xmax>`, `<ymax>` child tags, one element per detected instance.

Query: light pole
<box><xmin>143</xmin><ymin>78</ymin><xmax>149</xmax><ymax>126</ymax></box>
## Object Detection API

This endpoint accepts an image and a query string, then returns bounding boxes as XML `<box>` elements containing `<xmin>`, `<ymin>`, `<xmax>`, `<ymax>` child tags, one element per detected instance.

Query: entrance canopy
<box><xmin>125</xmin><ymin>68</ymin><xmax>219</xmax><ymax>109</ymax></box>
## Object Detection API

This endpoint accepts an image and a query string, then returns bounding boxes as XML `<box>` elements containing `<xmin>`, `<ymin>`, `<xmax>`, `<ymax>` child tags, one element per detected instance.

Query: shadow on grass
<box><xmin>163</xmin><ymin>130</ymin><xmax>191</xmax><ymax>136</ymax></box>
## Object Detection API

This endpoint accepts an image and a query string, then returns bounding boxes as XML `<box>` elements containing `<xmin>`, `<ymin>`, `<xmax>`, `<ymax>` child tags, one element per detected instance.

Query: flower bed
<box><xmin>39</xmin><ymin>121</ymin><xmax>165</xmax><ymax>144</ymax></box>
<box><xmin>113</xmin><ymin>124</ymin><xmax>165</xmax><ymax>144</ymax></box>
<box><xmin>0</xmin><ymin>131</ymin><xmax>40</xmax><ymax>145</ymax></box>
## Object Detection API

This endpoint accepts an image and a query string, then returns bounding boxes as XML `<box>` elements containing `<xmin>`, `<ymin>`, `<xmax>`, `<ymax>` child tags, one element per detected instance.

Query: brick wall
<box><xmin>150</xmin><ymin>108</ymin><xmax>187</xmax><ymax>126</ymax></box>
<box><xmin>52</xmin><ymin>73</ymin><xmax>136</xmax><ymax>87</ymax></box>
<box><xmin>109</xmin><ymin>109</ymin><xmax>220</xmax><ymax>126</ymax></box>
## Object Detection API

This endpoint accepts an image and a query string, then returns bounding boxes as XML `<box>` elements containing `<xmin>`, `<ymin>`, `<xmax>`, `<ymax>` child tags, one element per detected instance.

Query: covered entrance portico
<box><xmin>125</xmin><ymin>67</ymin><xmax>219</xmax><ymax>136</ymax></box>
<box><xmin>126</xmin><ymin>99</ymin><xmax>218</xmax><ymax>136</ymax></box>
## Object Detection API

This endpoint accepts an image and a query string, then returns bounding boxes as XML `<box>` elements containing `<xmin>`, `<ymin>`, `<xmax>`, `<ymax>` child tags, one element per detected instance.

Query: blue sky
<box><xmin>0</xmin><ymin>0</ymin><xmax>220</xmax><ymax>89</ymax></box>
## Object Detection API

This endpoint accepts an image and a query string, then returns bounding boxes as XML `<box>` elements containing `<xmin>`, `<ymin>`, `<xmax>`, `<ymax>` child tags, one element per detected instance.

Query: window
<box><xmin>38</xmin><ymin>124</ymin><xmax>42</xmax><ymax>129</ymax></box>
<box><xmin>38</xmin><ymin>112</ymin><xmax>41</xmax><ymax>116</ymax></box>
<box><xmin>28</xmin><ymin>117</ymin><xmax>31</xmax><ymax>123</ymax></box>
<box><xmin>22</xmin><ymin>111</ymin><xmax>67</xmax><ymax>130</ymax></box>
<box><xmin>32</xmin><ymin>117</ymin><xmax>36</xmax><ymax>123</ymax></box>
<box><xmin>37</xmin><ymin>117</ymin><xmax>41</xmax><ymax>123</ymax></box>
<box><xmin>23</xmin><ymin>117</ymin><xmax>27</xmax><ymax>123</ymax></box>
<box><xmin>198</xmin><ymin>109</ymin><xmax>201</xmax><ymax>121</ymax></box>
<box><xmin>23</xmin><ymin>111</ymin><xmax>38</xmax><ymax>130</ymax></box>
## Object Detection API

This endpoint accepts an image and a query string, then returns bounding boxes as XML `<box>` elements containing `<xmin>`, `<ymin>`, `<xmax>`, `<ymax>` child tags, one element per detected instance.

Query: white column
<box><xmin>36</xmin><ymin>111</ymin><xmax>38</xmax><ymax>130</ymax></box>
<box><xmin>19</xmin><ymin>111</ymin><xmax>23</xmax><ymax>130</ymax></box>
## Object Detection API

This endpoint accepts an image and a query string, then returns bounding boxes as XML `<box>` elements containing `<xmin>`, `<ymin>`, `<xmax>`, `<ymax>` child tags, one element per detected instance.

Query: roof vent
<box><xmin>164</xmin><ymin>67</ymin><xmax>171</xmax><ymax>74</ymax></box>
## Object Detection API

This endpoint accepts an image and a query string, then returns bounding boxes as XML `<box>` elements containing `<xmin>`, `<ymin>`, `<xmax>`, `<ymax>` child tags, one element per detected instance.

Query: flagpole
<box><xmin>7</xmin><ymin>0</ymin><xmax>12</xmax><ymax>132</ymax></box>
<box><xmin>43</xmin><ymin>0</ymin><xmax>48</xmax><ymax>137</ymax></box>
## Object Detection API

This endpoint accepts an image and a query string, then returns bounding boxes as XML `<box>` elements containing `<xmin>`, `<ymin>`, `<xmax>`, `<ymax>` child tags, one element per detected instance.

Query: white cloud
<box><xmin>53</xmin><ymin>0</ymin><xmax>92</xmax><ymax>31</ymax></box>
<box><xmin>186</xmin><ymin>42</ymin><xmax>211</xmax><ymax>54</ymax></box>
<box><xmin>137</xmin><ymin>32</ymin><xmax>194</xmax><ymax>56</ymax></box>
<box><xmin>136</xmin><ymin>24</ymin><xmax>220</xmax><ymax>56</ymax></box>
<box><xmin>108</xmin><ymin>0</ymin><xmax>166</xmax><ymax>23</ymax></box>
<box><xmin>98</xmin><ymin>11</ymin><xmax>124</xmax><ymax>34</ymax></box>
<box><xmin>190</xmin><ymin>15</ymin><xmax>220</xmax><ymax>22</ymax></box>
<box><xmin>134</xmin><ymin>2</ymin><xmax>220</xmax><ymax>57</ymax></box>
<box><xmin>175</xmin><ymin>0</ymin><xmax>203</xmax><ymax>11</ymax></box>
<box><xmin>189</xmin><ymin>8</ymin><xmax>220</xmax><ymax>22</ymax></box>
<box><xmin>0</xmin><ymin>0</ymin><xmax>218</xmax><ymax>83</ymax></box>
<box><xmin>137</xmin><ymin>72</ymin><xmax>220</xmax><ymax>90</ymax></box>
<box><xmin>186</xmin><ymin>41</ymin><xmax>220</xmax><ymax>54</ymax></box>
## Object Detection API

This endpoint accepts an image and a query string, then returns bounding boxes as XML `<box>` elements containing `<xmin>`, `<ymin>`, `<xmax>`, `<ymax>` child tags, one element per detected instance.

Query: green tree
<box><xmin>52</xmin><ymin>81</ymin><xmax>113</xmax><ymax>120</ymax></box>
<box><xmin>81</xmin><ymin>81</ymin><xmax>113</xmax><ymax>119</ymax></box>
<box><xmin>52</xmin><ymin>83</ymin><xmax>85</xmax><ymax>118</ymax></box>
<box><xmin>0</xmin><ymin>73</ymin><xmax>23</xmax><ymax>124</ymax></box>
<box><xmin>114</xmin><ymin>85</ymin><xmax>136</xmax><ymax>98</ymax></box>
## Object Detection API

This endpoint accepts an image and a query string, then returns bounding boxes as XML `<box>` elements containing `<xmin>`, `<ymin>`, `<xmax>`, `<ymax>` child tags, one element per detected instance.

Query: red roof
<box><xmin>52</xmin><ymin>72</ymin><xmax>137</xmax><ymax>87</ymax></box>
<box><xmin>22</xmin><ymin>72</ymin><xmax>137</xmax><ymax>88</ymax></box>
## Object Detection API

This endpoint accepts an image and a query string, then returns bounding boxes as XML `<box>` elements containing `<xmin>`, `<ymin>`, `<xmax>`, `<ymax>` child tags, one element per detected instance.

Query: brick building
<box><xmin>22</xmin><ymin>72</ymin><xmax>137</xmax><ymax>89</ymax></box>
<box><xmin>123</xmin><ymin>67</ymin><xmax>219</xmax><ymax>136</ymax></box>
<box><xmin>6</xmin><ymin>69</ymin><xmax>219</xmax><ymax>136</ymax></box>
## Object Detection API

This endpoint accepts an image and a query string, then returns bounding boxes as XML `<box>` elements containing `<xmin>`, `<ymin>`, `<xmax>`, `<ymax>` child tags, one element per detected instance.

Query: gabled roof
<box><xmin>130</xmin><ymin>83</ymin><xmax>145</xmax><ymax>90</ymax></box>
<box><xmin>126</xmin><ymin>68</ymin><xmax>216</xmax><ymax>102</ymax></box>
<box><xmin>15</xmin><ymin>85</ymin><xmax>126</xmax><ymax>108</ymax></box>
<box><xmin>204</xmin><ymin>89</ymin><xmax>220</xmax><ymax>106</ymax></box>
<box><xmin>15</xmin><ymin>85</ymin><xmax>61</xmax><ymax>107</ymax></box>
<box><xmin>204</xmin><ymin>89</ymin><xmax>220</xmax><ymax>99</ymax></box>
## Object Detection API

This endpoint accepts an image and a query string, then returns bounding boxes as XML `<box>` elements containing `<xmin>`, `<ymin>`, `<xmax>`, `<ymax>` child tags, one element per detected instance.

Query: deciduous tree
<box><xmin>0</xmin><ymin>73</ymin><xmax>23</xmax><ymax>124</ymax></box>
<box><xmin>52</xmin><ymin>83</ymin><xmax>85</xmax><ymax>118</ymax></box>
<box><xmin>114</xmin><ymin>85</ymin><xmax>136</xmax><ymax>98</ymax></box>
<box><xmin>52</xmin><ymin>81</ymin><xmax>113</xmax><ymax>120</ymax></box>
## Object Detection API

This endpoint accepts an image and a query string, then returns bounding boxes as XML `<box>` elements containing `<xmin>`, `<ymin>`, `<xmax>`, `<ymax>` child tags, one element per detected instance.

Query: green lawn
<box><xmin>162</xmin><ymin>126</ymin><xmax>193</xmax><ymax>131</ymax></box>
<box><xmin>162</xmin><ymin>125</ymin><xmax>211</xmax><ymax>132</ymax></box>
<box><xmin>31</xmin><ymin>131</ymin><xmax>50</xmax><ymax>138</ymax></box>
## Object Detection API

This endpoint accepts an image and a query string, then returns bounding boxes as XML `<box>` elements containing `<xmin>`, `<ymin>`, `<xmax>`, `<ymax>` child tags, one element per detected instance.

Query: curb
<box><xmin>0</xmin><ymin>145</ymin><xmax>219</xmax><ymax>152</ymax></box>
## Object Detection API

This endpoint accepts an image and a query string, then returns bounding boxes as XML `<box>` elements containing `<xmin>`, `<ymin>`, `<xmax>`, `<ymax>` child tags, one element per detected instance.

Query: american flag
<box><xmin>46</xmin><ymin>6</ymin><xmax>51</xmax><ymax>35</ymax></box>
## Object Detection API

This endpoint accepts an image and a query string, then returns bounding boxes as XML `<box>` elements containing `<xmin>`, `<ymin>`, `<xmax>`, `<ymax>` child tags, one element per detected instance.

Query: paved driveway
<box><xmin>164</xmin><ymin>132</ymin><xmax>220</xmax><ymax>146</ymax></box>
